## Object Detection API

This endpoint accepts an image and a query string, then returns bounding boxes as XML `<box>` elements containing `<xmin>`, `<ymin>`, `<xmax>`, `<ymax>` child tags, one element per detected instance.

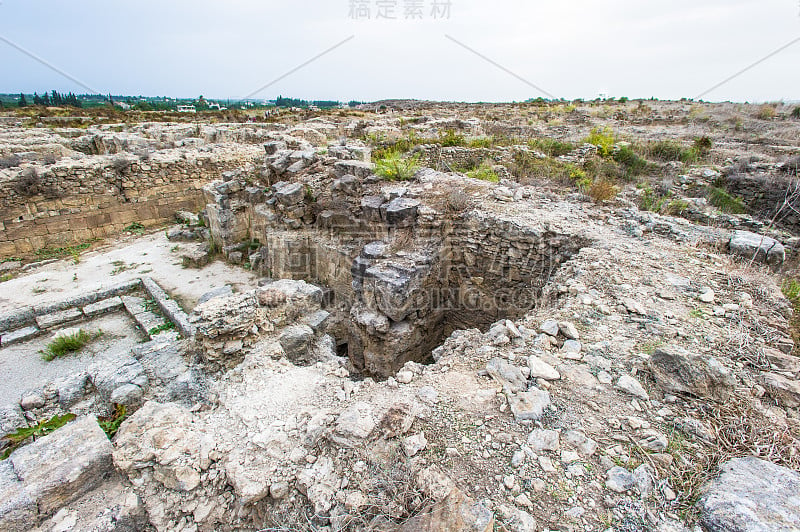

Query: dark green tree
<box><xmin>18</xmin><ymin>93</ymin><xmax>27</xmax><ymax>107</ymax></box>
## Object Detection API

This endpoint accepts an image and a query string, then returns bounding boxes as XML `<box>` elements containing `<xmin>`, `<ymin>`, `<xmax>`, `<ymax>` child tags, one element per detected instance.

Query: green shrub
<box><xmin>640</xmin><ymin>186</ymin><xmax>667</xmax><ymax>212</ymax></box>
<box><xmin>585</xmin><ymin>127</ymin><xmax>616</xmax><ymax>157</ymax></box>
<box><xmin>41</xmin><ymin>329</ymin><xmax>103</xmax><ymax>361</ymax></box>
<box><xmin>510</xmin><ymin>151</ymin><xmax>580</xmax><ymax>184</ymax></box>
<box><xmin>1</xmin><ymin>413</ymin><xmax>76</xmax><ymax>459</ymax></box>
<box><xmin>467</xmin><ymin>137</ymin><xmax>494</xmax><ymax>148</ymax></box>
<box><xmin>664</xmin><ymin>199</ymin><xmax>690</xmax><ymax>215</ymax></box>
<box><xmin>465</xmin><ymin>161</ymin><xmax>500</xmax><ymax>183</ymax></box>
<box><xmin>708</xmin><ymin>186</ymin><xmax>746</xmax><ymax>214</ymax></box>
<box><xmin>613</xmin><ymin>146</ymin><xmax>653</xmax><ymax>179</ymax></box>
<box><xmin>792</xmin><ymin>107</ymin><xmax>800</xmax><ymax>119</ymax></box>
<box><xmin>646</xmin><ymin>140</ymin><xmax>686</xmax><ymax>162</ymax></box>
<box><xmin>782</xmin><ymin>279</ymin><xmax>800</xmax><ymax>301</ymax></box>
<box><xmin>529</xmin><ymin>138</ymin><xmax>576</xmax><ymax>157</ymax></box>
<box><xmin>375</xmin><ymin>152</ymin><xmax>421</xmax><ymax>181</ymax></box>
<box><xmin>439</xmin><ymin>130</ymin><xmax>465</xmax><ymax>147</ymax></box>
<box><xmin>645</xmin><ymin>137</ymin><xmax>711</xmax><ymax>164</ymax></box>
<box><xmin>370</xmin><ymin>131</ymin><xmax>426</xmax><ymax>160</ymax></box>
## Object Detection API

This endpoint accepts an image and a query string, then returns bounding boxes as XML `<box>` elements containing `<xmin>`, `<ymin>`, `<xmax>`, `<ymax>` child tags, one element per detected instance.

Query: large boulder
<box><xmin>399</xmin><ymin>488</ymin><xmax>494</xmax><ymax>531</ymax></box>
<box><xmin>649</xmin><ymin>347</ymin><xmax>735</xmax><ymax>400</ymax></box>
<box><xmin>729</xmin><ymin>231</ymin><xmax>785</xmax><ymax>266</ymax></box>
<box><xmin>698</xmin><ymin>457</ymin><xmax>800</xmax><ymax>531</ymax></box>
<box><xmin>8</xmin><ymin>416</ymin><xmax>114</xmax><ymax>517</ymax></box>
<box><xmin>760</xmin><ymin>373</ymin><xmax>800</xmax><ymax>408</ymax></box>
<box><xmin>361</xmin><ymin>260</ymin><xmax>432</xmax><ymax>322</ymax></box>
<box><xmin>279</xmin><ymin>324</ymin><xmax>315</xmax><ymax>365</ymax></box>
<box><xmin>382</xmin><ymin>197</ymin><xmax>420</xmax><ymax>228</ymax></box>
<box><xmin>88</xmin><ymin>351</ymin><xmax>148</xmax><ymax>403</ymax></box>
<box><xmin>272</xmin><ymin>181</ymin><xmax>305</xmax><ymax>206</ymax></box>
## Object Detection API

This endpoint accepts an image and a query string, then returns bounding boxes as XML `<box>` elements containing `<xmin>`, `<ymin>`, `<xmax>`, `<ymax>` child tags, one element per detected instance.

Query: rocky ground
<box><xmin>0</xmin><ymin>100</ymin><xmax>799</xmax><ymax>531</ymax></box>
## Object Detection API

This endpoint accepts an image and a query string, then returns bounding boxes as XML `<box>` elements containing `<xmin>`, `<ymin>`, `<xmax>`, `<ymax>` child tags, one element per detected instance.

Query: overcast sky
<box><xmin>1</xmin><ymin>0</ymin><xmax>799</xmax><ymax>102</ymax></box>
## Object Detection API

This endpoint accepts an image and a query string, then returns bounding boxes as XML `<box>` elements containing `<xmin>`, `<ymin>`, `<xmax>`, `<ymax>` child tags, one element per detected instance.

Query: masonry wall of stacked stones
<box><xmin>200</xmin><ymin>144</ymin><xmax>589</xmax><ymax>377</ymax></box>
<box><xmin>0</xmin><ymin>154</ymin><xmax>260</xmax><ymax>257</ymax></box>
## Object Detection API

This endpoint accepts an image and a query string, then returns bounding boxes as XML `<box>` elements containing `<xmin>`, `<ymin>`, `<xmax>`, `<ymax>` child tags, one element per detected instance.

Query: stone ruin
<box><xmin>1</xmin><ymin>109</ymin><xmax>800</xmax><ymax>532</ymax></box>
<box><xmin>199</xmin><ymin>144</ymin><xmax>589</xmax><ymax>377</ymax></box>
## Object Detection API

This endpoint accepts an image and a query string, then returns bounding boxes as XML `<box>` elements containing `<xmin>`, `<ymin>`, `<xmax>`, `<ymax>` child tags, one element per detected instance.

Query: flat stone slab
<box><xmin>121</xmin><ymin>296</ymin><xmax>148</xmax><ymax>316</ymax></box>
<box><xmin>82</xmin><ymin>296</ymin><xmax>124</xmax><ymax>318</ymax></box>
<box><xmin>699</xmin><ymin>457</ymin><xmax>800</xmax><ymax>531</ymax></box>
<box><xmin>35</xmin><ymin>308</ymin><xmax>83</xmax><ymax>330</ymax></box>
<box><xmin>9</xmin><ymin>415</ymin><xmax>114</xmax><ymax>516</ymax></box>
<box><xmin>131</xmin><ymin>311</ymin><xmax>166</xmax><ymax>336</ymax></box>
<box><xmin>0</xmin><ymin>326</ymin><xmax>40</xmax><ymax>347</ymax></box>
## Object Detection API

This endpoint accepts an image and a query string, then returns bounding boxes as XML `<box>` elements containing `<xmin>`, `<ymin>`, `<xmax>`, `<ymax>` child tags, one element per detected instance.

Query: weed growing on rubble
<box><xmin>148</xmin><ymin>321</ymin><xmax>176</xmax><ymax>336</ymax></box>
<box><xmin>528</xmin><ymin>137</ymin><xmax>576</xmax><ymax>157</ymax></box>
<box><xmin>123</xmin><ymin>222</ymin><xmax>146</xmax><ymax>235</ymax></box>
<box><xmin>34</xmin><ymin>241</ymin><xmax>93</xmax><ymax>262</ymax></box>
<box><xmin>41</xmin><ymin>329</ymin><xmax>103</xmax><ymax>361</ymax></box>
<box><xmin>792</xmin><ymin>107</ymin><xmax>800</xmax><ymax>119</ymax></box>
<box><xmin>375</xmin><ymin>152</ymin><xmax>420</xmax><ymax>181</ymax></box>
<box><xmin>438</xmin><ymin>129</ymin><xmax>466</xmax><ymax>147</ymax></box>
<box><xmin>1</xmin><ymin>413</ymin><xmax>76</xmax><ymax>459</ymax></box>
<box><xmin>98</xmin><ymin>404</ymin><xmax>128</xmax><ymax>439</ymax></box>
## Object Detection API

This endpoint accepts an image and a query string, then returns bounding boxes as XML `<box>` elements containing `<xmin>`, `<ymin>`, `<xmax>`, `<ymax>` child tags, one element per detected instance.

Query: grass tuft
<box><xmin>708</xmin><ymin>186</ymin><xmax>746</xmax><ymax>214</ymax></box>
<box><xmin>41</xmin><ymin>329</ymin><xmax>103</xmax><ymax>361</ymax></box>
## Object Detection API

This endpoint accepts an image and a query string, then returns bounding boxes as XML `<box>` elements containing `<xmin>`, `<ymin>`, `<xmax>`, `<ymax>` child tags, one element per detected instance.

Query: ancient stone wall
<box><xmin>202</xmin><ymin>171</ymin><xmax>589</xmax><ymax>376</ymax></box>
<box><xmin>725</xmin><ymin>174</ymin><xmax>800</xmax><ymax>231</ymax></box>
<box><xmin>0</xmin><ymin>152</ymin><xmax>260</xmax><ymax>258</ymax></box>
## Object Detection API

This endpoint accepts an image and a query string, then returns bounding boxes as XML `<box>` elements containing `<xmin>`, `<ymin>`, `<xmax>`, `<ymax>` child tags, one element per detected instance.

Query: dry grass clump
<box><xmin>588</xmin><ymin>179</ymin><xmax>619</xmax><ymax>203</ymax></box>
<box><xmin>755</xmin><ymin>104</ymin><xmax>777</xmax><ymax>120</ymax></box>
<box><xmin>633</xmin><ymin>393</ymin><xmax>800</xmax><ymax>523</ymax></box>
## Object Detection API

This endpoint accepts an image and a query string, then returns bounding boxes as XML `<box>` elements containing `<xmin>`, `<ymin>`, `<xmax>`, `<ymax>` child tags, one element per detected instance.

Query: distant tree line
<box><xmin>275</xmin><ymin>96</ymin><xmax>340</xmax><ymax>109</ymax></box>
<box><xmin>30</xmin><ymin>91</ymin><xmax>82</xmax><ymax>107</ymax></box>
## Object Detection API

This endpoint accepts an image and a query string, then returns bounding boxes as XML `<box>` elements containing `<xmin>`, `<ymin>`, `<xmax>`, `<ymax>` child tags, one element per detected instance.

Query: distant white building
<box><xmin>177</xmin><ymin>105</ymin><xmax>197</xmax><ymax>113</ymax></box>
<box><xmin>115</xmin><ymin>102</ymin><xmax>131</xmax><ymax>110</ymax></box>
<box><xmin>208</xmin><ymin>103</ymin><xmax>227</xmax><ymax>111</ymax></box>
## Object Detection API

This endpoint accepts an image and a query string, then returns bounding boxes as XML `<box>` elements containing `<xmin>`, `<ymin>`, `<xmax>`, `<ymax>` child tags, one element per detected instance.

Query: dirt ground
<box><xmin>0</xmin><ymin>312</ymin><xmax>143</xmax><ymax>404</ymax></box>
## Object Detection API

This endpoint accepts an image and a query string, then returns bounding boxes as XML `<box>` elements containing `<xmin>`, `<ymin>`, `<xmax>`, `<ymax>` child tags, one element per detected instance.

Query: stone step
<box><xmin>82</xmin><ymin>297</ymin><xmax>124</xmax><ymax>318</ymax></box>
<box><xmin>35</xmin><ymin>308</ymin><xmax>83</xmax><ymax>330</ymax></box>
<box><xmin>0</xmin><ymin>325</ymin><xmax>41</xmax><ymax>347</ymax></box>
